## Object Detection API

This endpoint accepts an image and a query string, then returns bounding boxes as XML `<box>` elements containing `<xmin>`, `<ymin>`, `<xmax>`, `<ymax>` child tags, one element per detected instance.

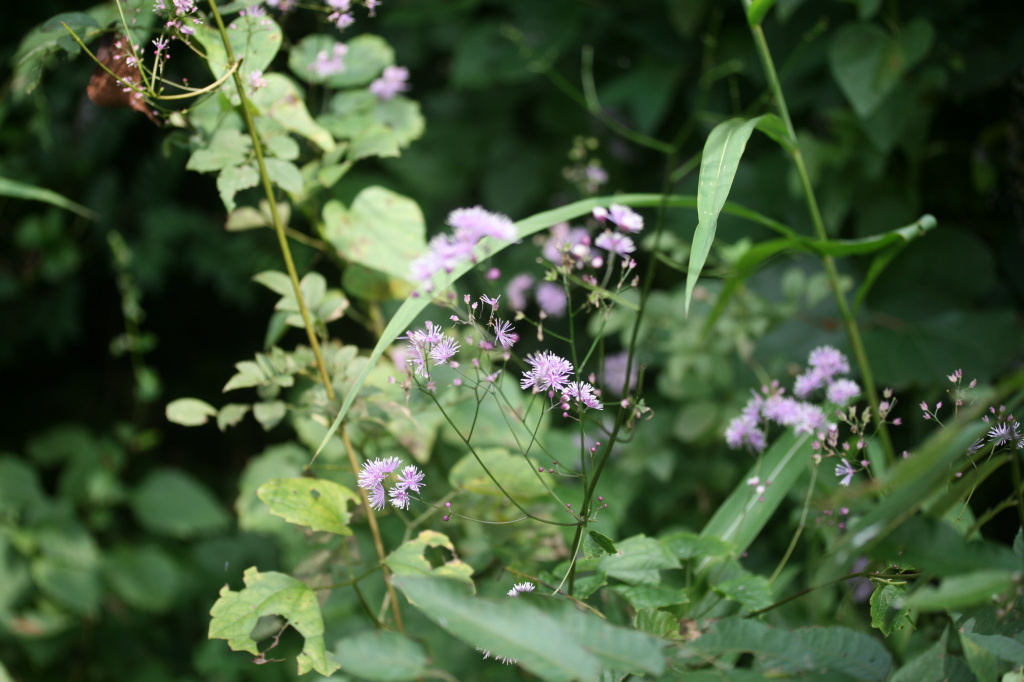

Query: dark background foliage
<box><xmin>1</xmin><ymin>0</ymin><xmax>1022</xmax><ymax>679</ymax></box>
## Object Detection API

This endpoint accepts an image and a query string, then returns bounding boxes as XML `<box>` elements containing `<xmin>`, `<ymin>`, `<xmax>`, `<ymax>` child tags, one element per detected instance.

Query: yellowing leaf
<box><xmin>256</xmin><ymin>477</ymin><xmax>359</xmax><ymax>536</ymax></box>
<box><xmin>385</xmin><ymin>530</ymin><xmax>474</xmax><ymax>586</ymax></box>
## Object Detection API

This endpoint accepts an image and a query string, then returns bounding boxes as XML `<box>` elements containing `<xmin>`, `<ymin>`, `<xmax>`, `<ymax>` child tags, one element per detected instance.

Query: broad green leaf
<box><xmin>252</xmin><ymin>400</ymin><xmax>287</xmax><ymax>430</ymax></box>
<box><xmin>31</xmin><ymin>556</ymin><xmax>100</xmax><ymax>617</ymax></box>
<box><xmin>870</xmin><ymin>583</ymin><xmax>909</xmax><ymax>636</ymax></box>
<box><xmin>600</xmin><ymin>534</ymin><xmax>681</xmax><ymax>586</ymax></box>
<box><xmin>249</xmin><ymin>74</ymin><xmax>335</xmax><ymax>152</ymax></box>
<box><xmin>961</xmin><ymin>632</ymin><xmax>1024</xmax><ymax>665</ymax></box>
<box><xmin>166</xmin><ymin>397</ymin><xmax>217</xmax><ymax>426</ymax></box>
<box><xmin>0</xmin><ymin>455</ymin><xmax>46</xmax><ymax>513</ymax></box>
<box><xmin>209</xmin><ymin>566</ymin><xmax>339</xmax><ymax>677</ymax></box>
<box><xmin>712</xmin><ymin>572</ymin><xmax>774</xmax><ymax>612</ymax></box>
<box><xmin>333</xmin><ymin>631</ymin><xmax>428</xmax><ymax>682</ymax></box>
<box><xmin>828</xmin><ymin>20</ymin><xmax>935</xmax><ymax>119</ymax></box>
<box><xmin>186</xmin><ymin>129</ymin><xmax>252</xmax><ymax>173</ymax></box>
<box><xmin>613</xmin><ymin>584</ymin><xmax>689</xmax><ymax>610</ymax></box>
<box><xmin>314</xmin><ymin>193</ymin><xmax>794</xmax><ymax>459</ymax></box>
<box><xmin>217</xmin><ymin>403</ymin><xmax>250</xmax><ymax>431</ymax></box>
<box><xmin>633</xmin><ymin>608</ymin><xmax>678</xmax><ymax>638</ymax></box>
<box><xmin>583</xmin><ymin>531</ymin><xmax>617</xmax><ymax>559</ymax></box>
<box><xmin>385</xmin><ymin>530</ymin><xmax>475</xmax><ymax>586</ymax></box>
<box><xmin>544</xmin><ymin>598</ymin><xmax>666</xmax><ymax>676</ymax></box>
<box><xmin>682</xmin><ymin>617</ymin><xmax>893</xmax><ymax>681</ymax></box>
<box><xmin>697</xmin><ymin>431</ymin><xmax>811</xmax><ymax>573</ymax></box>
<box><xmin>196</xmin><ymin>14</ymin><xmax>282</xmax><ymax>85</ymax></box>
<box><xmin>131</xmin><ymin>468</ymin><xmax>230</xmax><ymax>538</ymax></box>
<box><xmin>687</xmin><ymin>116</ymin><xmax>767</xmax><ymax>315</ymax></box>
<box><xmin>103</xmin><ymin>545</ymin><xmax>180</xmax><ymax>613</ymax></box>
<box><xmin>906</xmin><ymin>570</ymin><xmax>1017</xmax><ymax>612</ymax></box>
<box><xmin>217</xmin><ymin>163</ymin><xmax>259</xmax><ymax>212</ymax></box>
<box><xmin>0</xmin><ymin>177</ymin><xmax>97</xmax><ymax>220</ymax></box>
<box><xmin>449</xmin><ymin>447</ymin><xmax>549</xmax><ymax>500</ymax></box>
<box><xmin>661</xmin><ymin>530</ymin><xmax>736</xmax><ymax>561</ymax></box>
<box><xmin>263</xmin><ymin>158</ymin><xmax>303</xmax><ymax>195</ymax></box>
<box><xmin>323</xmin><ymin>187</ymin><xmax>426</xmax><ymax>282</ymax></box>
<box><xmin>869</xmin><ymin>516</ymin><xmax>1020</xmax><ymax>577</ymax></box>
<box><xmin>12</xmin><ymin>13</ymin><xmax>98</xmax><ymax>96</ymax></box>
<box><xmin>256</xmin><ymin>477</ymin><xmax>359</xmax><ymax>536</ymax></box>
<box><xmin>236</xmin><ymin>443</ymin><xmax>309</xmax><ymax>534</ymax></box>
<box><xmin>393</xmin><ymin>575</ymin><xmax>601</xmax><ymax>681</ymax></box>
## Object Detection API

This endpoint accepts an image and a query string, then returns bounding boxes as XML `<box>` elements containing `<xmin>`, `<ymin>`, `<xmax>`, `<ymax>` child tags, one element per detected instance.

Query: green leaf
<box><xmin>545</xmin><ymin>598</ymin><xmax>667</xmax><ymax>676</ymax></box>
<box><xmin>712</xmin><ymin>572</ymin><xmax>774</xmax><ymax>612</ymax></box>
<box><xmin>0</xmin><ymin>176</ymin><xmax>98</xmax><ymax>220</ymax></box>
<box><xmin>217</xmin><ymin>403</ymin><xmax>250</xmax><ymax>431</ymax></box>
<box><xmin>870</xmin><ymin>583</ymin><xmax>909</xmax><ymax>636</ymax></box>
<box><xmin>385</xmin><ymin>530</ymin><xmax>475</xmax><ymax>586</ymax></box>
<box><xmin>682</xmin><ymin>617</ymin><xmax>893</xmax><ymax>681</ymax></box>
<box><xmin>250</xmin><ymin>73</ymin><xmax>335</xmax><ymax>152</ymax></box>
<box><xmin>661</xmin><ymin>530</ymin><xmax>736</xmax><ymax>561</ymax></box>
<box><xmin>12</xmin><ymin>13</ymin><xmax>99</xmax><ymax>96</ymax></box>
<box><xmin>600</xmin><ymin>534</ymin><xmax>681</xmax><ymax>586</ymax></box>
<box><xmin>583</xmin><ymin>531</ymin><xmax>617</xmax><ymax>559</ymax></box>
<box><xmin>890</xmin><ymin>630</ymin><xmax>947</xmax><ymax>682</ymax></box>
<box><xmin>828</xmin><ymin>20</ymin><xmax>935</xmax><ymax>119</ymax></box>
<box><xmin>613</xmin><ymin>584</ymin><xmax>689</xmax><ymax>610</ymax></box>
<box><xmin>687</xmin><ymin>116</ymin><xmax>767</xmax><ymax>315</ymax></box>
<box><xmin>449</xmin><ymin>447</ymin><xmax>550</xmax><ymax>500</ymax></box>
<box><xmin>906</xmin><ymin>570</ymin><xmax>1017</xmax><ymax>612</ymax></box>
<box><xmin>393</xmin><ymin>575</ymin><xmax>601</xmax><ymax>681</ymax></box>
<box><xmin>633</xmin><ymin>608</ymin><xmax>678</xmax><ymax>638</ymax></box>
<box><xmin>961</xmin><ymin>632</ymin><xmax>1024</xmax><ymax>665</ymax></box>
<box><xmin>208</xmin><ymin>566</ymin><xmax>339</xmax><ymax>677</ymax></box>
<box><xmin>31</xmin><ymin>556</ymin><xmax>100</xmax><ymax>617</ymax></box>
<box><xmin>313</xmin><ymin>193</ymin><xmax>793</xmax><ymax>459</ymax></box>
<box><xmin>0</xmin><ymin>455</ymin><xmax>46</xmax><ymax>514</ymax></box>
<box><xmin>131</xmin><ymin>468</ymin><xmax>230</xmax><ymax>538</ymax></box>
<box><xmin>333</xmin><ymin>631</ymin><xmax>428</xmax><ymax>682</ymax></box>
<box><xmin>217</xmin><ymin>163</ymin><xmax>260</xmax><ymax>212</ymax></box>
<box><xmin>697</xmin><ymin>431</ymin><xmax>810</xmax><ymax>573</ymax></box>
<box><xmin>323</xmin><ymin>187</ymin><xmax>426</xmax><ymax>282</ymax></box>
<box><xmin>746</xmin><ymin>0</ymin><xmax>778</xmax><ymax>26</ymax></box>
<box><xmin>256</xmin><ymin>477</ymin><xmax>359</xmax><ymax>536</ymax></box>
<box><xmin>252</xmin><ymin>400</ymin><xmax>287</xmax><ymax>430</ymax></box>
<box><xmin>196</xmin><ymin>14</ymin><xmax>282</xmax><ymax>85</ymax></box>
<box><xmin>166</xmin><ymin>397</ymin><xmax>218</xmax><ymax>426</ymax></box>
<box><xmin>186</xmin><ymin>129</ymin><xmax>252</xmax><ymax>173</ymax></box>
<box><xmin>103</xmin><ymin>545</ymin><xmax>180</xmax><ymax>613</ymax></box>
<box><xmin>263</xmin><ymin>158</ymin><xmax>303</xmax><ymax>195</ymax></box>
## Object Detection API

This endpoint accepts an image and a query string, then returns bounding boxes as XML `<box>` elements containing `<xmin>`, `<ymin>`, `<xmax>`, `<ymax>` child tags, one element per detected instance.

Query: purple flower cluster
<box><xmin>404</xmin><ymin>321</ymin><xmax>460</xmax><ymax>378</ymax></box>
<box><xmin>592</xmin><ymin>204</ymin><xmax>644</xmax><ymax>258</ymax></box>
<box><xmin>519</xmin><ymin>352</ymin><xmax>602</xmax><ymax>413</ymax></box>
<box><xmin>411</xmin><ymin>206</ymin><xmax>517</xmax><ymax>290</ymax></box>
<box><xmin>369</xmin><ymin>65</ymin><xmax>409</xmax><ymax>101</ymax></box>
<box><xmin>357</xmin><ymin>457</ymin><xmax>425</xmax><ymax>511</ymax></box>
<box><xmin>726</xmin><ymin>346</ymin><xmax>859</xmax><ymax>454</ymax></box>
<box><xmin>312</xmin><ymin>43</ymin><xmax>348</xmax><ymax>78</ymax></box>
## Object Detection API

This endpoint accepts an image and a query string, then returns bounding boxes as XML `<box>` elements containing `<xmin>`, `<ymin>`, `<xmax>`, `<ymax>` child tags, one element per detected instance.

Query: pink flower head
<box><xmin>594</xmin><ymin>230</ymin><xmax>635</xmax><ymax>257</ymax></box>
<box><xmin>448</xmin><ymin>205</ymin><xmax>517</xmax><ymax>243</ymax></box>
<box><xmin>607</xmin><ymin>204</ymin><xmax>644</xmax><ymax>233</ymax></box>
<box><xmin>370</xmin><ymin>65</ymin><xmax>410</xmax><ymax>101</ymax></box>
<box><xmin>560</xmin><ymin>381</ymin><xmax>603</xmax><ymax>411</ymax></box>
<box><xmin>725</xmin><ymin>414</ymin><xmax>767</xmax><ymax>453</ymax></box>
<box><xmin>807</xmin><ymin>346</ymin><xmax>850</xmax><ymax>378</ymax></box>
<box><xmin>492</xmin><ymin>319</ymin><xmax>518</xmax><ymax>348</ymax></box>
<box><xmin>505</xmin><ymin>273</ymin><xmax>535</xmax><ymax>311</ymax></box>
<box><xmin>826</xmin><ymin>378</ymin><xmax>861</xmax><ymax>406</ymax></box>
<box><xmin>536</xmin><ymin>282</ymin><xmax>567</xmax><ymax>317</ymax></box>
<box><xmin>507</xmin><ymin>582</ymin><xmax>536</xmax><ymax>597</ymax></box>
<box><xmin>835</xmin><ymin>458</ymin><xmax>856</xmax><ymax>486</ymax></box>
<box><xmin>521</xmin><ymin>350</ymin><xmax>574</xmax><ymax>393</ymax></box>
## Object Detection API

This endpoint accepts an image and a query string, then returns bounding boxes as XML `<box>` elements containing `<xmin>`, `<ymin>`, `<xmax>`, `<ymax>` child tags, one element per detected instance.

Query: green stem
<box><xmin>748</xmin><ymin>23</ymin><xmax>894</xmax><ymax>465</ymax></box>
<box><xmin>206</xmin><ymin>0</ymin><xmax>335</xmax><ymax>400</ymax></box>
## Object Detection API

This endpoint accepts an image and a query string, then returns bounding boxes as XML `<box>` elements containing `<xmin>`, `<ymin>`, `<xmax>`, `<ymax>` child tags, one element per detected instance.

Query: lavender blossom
<box><xmin>536</xmin><ymin>282</ymin><xmax>567</xmax><ymax>317</ymax></box>
<box><xmin>370</xmin><ymin>65</ymin><xmax>410</xmax><ymax>100</ymax></box>
<box><xmin>594</xmin><ymin>230</ymin><xmax>636</xmax><ymax>257</ymax></box>
<box><xmin>560</xmin><ymin>381</ymin><xmax>603</xmax><ymax>411</ymax></box>
<box><xmin>521</xmin><ymin>351</ymin><xmax>574</xmax><ymax>393</ymax></box>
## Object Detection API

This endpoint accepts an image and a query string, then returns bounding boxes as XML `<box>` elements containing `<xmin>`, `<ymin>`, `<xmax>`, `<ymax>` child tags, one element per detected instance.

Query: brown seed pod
<box><xmin>87</xmin><ymin>31</ymin><xmax>161</xmax><ymax>125</ymax></box>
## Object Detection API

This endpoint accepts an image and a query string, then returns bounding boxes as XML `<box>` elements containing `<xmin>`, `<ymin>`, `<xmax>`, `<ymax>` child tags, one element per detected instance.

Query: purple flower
<box><xmin>793</xmin><ymin>368</ymin><xmax>827</xmax><ymax>398</ymax></box>
<box><xmin>827</xmin><ymin>379</ymin><xmax>861</xmax><ymax>406</ymax></box>
<box><xmin>428</xmin><ymin>336</ymin><xmax>460</xmax><ymax>366</ymax></box>
<box><xmin>312</xmin><ymin>43</ymin><xmax>347</xmax><ymax>77</ymax></box>
<box><xmin>725</xmin><ymin>414</ymin><xmax>767</xmax><ymax>453</ymax></box>
<box><xmin>448</xmin><ymin>206</ymin><xmax>517</xmax><ymax>243</ymax></box>
<box><xmin>370</xmin><ymin>65</ymin><xmax>409</xmax><ymax>101</ymax></box>
<box><xmin>762</xmin><ymin>395</ymin><xmax>802</xmax><ymax>424</ymax></box>
<box><xmin>543</xmin><ymin>223</ymin><xmax>592</xmax><ymax>265</ymax></box>
<box><xmin>790</xmin><ymin>402</ymin><xmax>827</xmax><ymax>435</ymax></box>
<box><xmin>405</xmin><ymin>321</ymin><xmax>458</xmax><ymax>377</ymax></box>
<box><xmin>506</xmin><ymin>273</ymin><xmax>535</xmax><ymax>311</ymax></box>
<box><xmin>388</xmin><ymin>486</ymin><xmax>411</xmax><ymax>509</ymax></box>
<box><xmin>536</xmin><ymin>282</ymin><xmax>567</xmax><ymax>317</ymax></box>
<box><xmin>988</xmin><ymin>420</ymin><xmax>1019</xmax><ymax>447</ymax></box>
<box><xmin>808</xmin><ymin>346</ymin><xmax>850</xmax><ymax>378</ymax></box>
<box><xmin>395</xmin><ymin>465</ymin><xmax>424</xmax><ymax>492</ymax></box>
<box><xmin>521</xmin><ymin>351</ymin><xmax>574</xmax><ymax>393</ymax></box>
<box><xmin>601</xmin><ymin>351</ymin><xmax>638</xmax><ymax>397</ymax></box>
<box><xmin>835</xmin><ymin>458</ymin><xmax>856</xmax><ymax>486</ymax></box>
<box><xmin>561</xmin><ymin>381</ymin><xmax>603</xmax><ymax>411</ymax></box>
<box><xmin>493</xmin><ymin>319</ymin><xmax>518</xmax><ymax>348</ymax></box>
<box><xmin>358</xmin><ymin>456</ymin><xmax>401</xmax><ymax>490</ymax></box>
<box><xmin>358</xmin><ymin>457</ymin><xmax>425</xmax><ymax>511</ymax></box>
<box><xmin>608</xmin><ymin>204</ymin><xmax>644</xmax><ymax>233</ymax></box>
<box><xmin>594</xmin><ymin>230</ymin><xmax>636</xmax><ymax>257</ymax></box>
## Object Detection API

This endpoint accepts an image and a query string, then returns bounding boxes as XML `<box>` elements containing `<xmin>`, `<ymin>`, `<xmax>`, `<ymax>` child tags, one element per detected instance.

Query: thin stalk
<box><xmin>748</xmin><ymin>23</ymin><xmax>894</xmax><ymax>465</ymax></box>
<box><xmin>769</xmin><ymin>462</ymin><xmax>817</xmax><ymax>584</ymax></box>
<box><xmin>206</xmin><ymin>0</ymin><xmax>334</xmax><ymax>398</ymax></box>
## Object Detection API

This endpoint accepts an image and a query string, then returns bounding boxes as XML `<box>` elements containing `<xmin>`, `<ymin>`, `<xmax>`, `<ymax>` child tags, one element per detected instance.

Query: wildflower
<box><xmin>560</xmin><ymin>381</ymin><xmax>603</xmax><ymax>411</ymax></box>
<box><xmin>987</xmin><ymin>419</ymin><xmax>1020</xmax><ymax>447</ymax></box>
<box><xmin>358</xmin><ymin>457</ymin><xmax>425</xmax><ymax>511</ymax></box>
<box><xmin>507</xmin><ymin>582</ymin><xmax>536</xmax><ymax>596</ymax></box>
<box><xmin>543</xmin><ymin>223</ymin><xmax>592</xmax><ymax>266</ymax></box>
<box><xmin>448</xmin><ymin>206</ymin><xmax>517</xmax><ymax>243</ymax></box>
<box><xmin>725</xmin><ymin>414</ymin><xmax>766</xmax><ymax>453</ymax></box>
<box><xmin>594</xmin><ymin>230</ymin><xmax>636</xmax><ymax>257</ymax></box>
<box><xmin>248</xmin><ymin>70</ymin><xmax>268</xmax><ymax>91</ymax></box>
<box><xmin>807</xmin><ymin>346</ymin><xmax>850</xmax><ymax>378</ymax></box>
<box><xmin>173</xmin><ymin>0</ymin><xmax>196</xmax><ymax>14</ymax></box>
<box><xmin>428</xmin><ymin>336</ymin><xmax>460</xmax><ymax>365</ymax></box>
<box><xmin>793</xmin><ymin>369</ymin><xmax>827</xmax><ymax>398</ymax></box>
<box><xmin>601</xmin><ymin>351</ymin><xmax>638</xmax><ymax>397</ymax></box>
<box><xmin>492</xmin><ymin>319</ymin><xmax>518</xmax><ymax>348</ymax></box>
<box><xmin>826</xmin><ymin>379</ymin><xmax>861</xmax><ymax>406</ymax></box>
<box><xmin>521</xmin><ymin>351</ymin><xmax>573</xmax><ymax>393</ymax></box>
<box><xmin>536</xmin><ymin>282</ymin><xmax>567</xmax><ymax>317</ymax></box>
<box><xmin>369</xmin><ymin>65</ymin><xmax>410</xmax><ymax>100</ymax></box>
<box><xmin>477</xmin><ymin>648</ymin><xmax>516</xmax><ymax>665</ymax></box>
<box><xmin>506</xmin><ymin>273</ymin><xmax>535</xmax><ymax>310</ymax></box>
<box><xmin>405</xmin><ymin>321</ymin><xmax>459</xmax><ymax>377</ymax></box>
<box><xmin>835</xmin><ymin>458</ymin><xmax>856</xmax><ymax>486</ymax></box>
<box><xmin>607</xmin><ymin>204</ymin><xmax>644</xmax><ymax>233</ymax></box>
<box><xmin>366</xmin><ymin>0</ymin><xmax>381</xmax><ymax>15</ymax></box>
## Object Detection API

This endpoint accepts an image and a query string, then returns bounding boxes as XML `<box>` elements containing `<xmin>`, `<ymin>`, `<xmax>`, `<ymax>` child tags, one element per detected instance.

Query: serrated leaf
<box><xmin>600</xmin><ymin>535</ymin><xmax>681</xmax><ymax>586</ymax></box>
<box><xmin>712</xmin><ymin>572</ymin><xmax>774</xmax><ymax>612</ymax></box>
<box><xmin>12</xmin><ymin>13</ymin><xmax>99</xmax><ymax>96</ymax></box>
<box><xmin>634</xmin><ymin>608</ymin><xmax>679</xmax><ymax>638</ymax></box>
<box><xmin>393</xmin><ymin>575</ymin><xmax>600</xmax><ymax>682</ymax></box>
<box><xmin>890</xmin><ymin>630</ymin><xmax>947</xmax><ymax>682</ymax></box>
<box><xmin>870</xmin><ymin>583</ymin><xmax>909</xmax><ymax>636</ymax></box>
<box><xmin>334</xmin><ymin>632</ymin><xmax>428</xmax><ymax>681</ymax></box>
<box><xmin>166</xmin><ymin>397</ymin><xmax>217</xmax><ymax>426</ymax></box>
<box><xmin>256</xmin><ymin>478</ymin><xmax>359</xmax><ymax>536</ymax></box>
<box><xmin>196</xmin><ymin>14</ymin><xmax>282</xmax><ymax>84</ymax></box>
<box><xmin>186</xmin><ymin>129</ymin><xmax>252</xmax><ymax>173</ymax></box>
<box><xmin>209</xmin><ymin>566</ymin><xmax>339</xmax><ymax>677</ymax></box>
<box><xmin>545</xmin><ymin>598</ymin><xmax>667</xmax><ymax>676</ymax></box>
<box><xmin>583</xmin><ymin>531</ymin><xmax>617</xmax><ymax>559</ymax></box>
<box><xmin>385</xmin><ymin>530</ymin><xmax>475</xmax><ymax>586</ymax></box>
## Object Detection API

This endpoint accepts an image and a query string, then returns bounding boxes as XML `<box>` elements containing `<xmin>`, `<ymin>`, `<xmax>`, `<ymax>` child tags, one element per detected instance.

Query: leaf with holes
<box><xmin>256</xmin><ymin>477</ymin><xmax>359</xmax><ymax>536</ymax></box>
